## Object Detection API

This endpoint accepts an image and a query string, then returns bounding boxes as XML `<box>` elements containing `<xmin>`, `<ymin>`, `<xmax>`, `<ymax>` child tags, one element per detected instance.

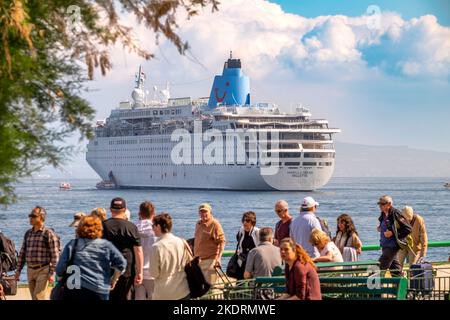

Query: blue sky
<box><xmin>273</xmin><ymin>0</ymin><xmax>450</xmax><ymax>25</ymax></box>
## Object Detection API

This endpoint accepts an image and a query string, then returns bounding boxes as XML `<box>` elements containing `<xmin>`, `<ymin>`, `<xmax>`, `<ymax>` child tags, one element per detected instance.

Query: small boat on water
<box><xmin>59</xmin><ymin>182</ymin><xmax>71</xmax><ymax>190</ymax></box>
<box><xmin>96</xmin><ymin>180</ymin><xmax>116</xmax><ymax>189</ymax></box>
<box><xmin>444</xmin><ymin>183</ymin><xmax>450</xmax><ymax>188</ymax></box>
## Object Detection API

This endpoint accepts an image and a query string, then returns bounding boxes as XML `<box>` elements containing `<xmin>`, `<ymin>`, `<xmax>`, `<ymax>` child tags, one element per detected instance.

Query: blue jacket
<box><xmin>378</xmin><ymin>207</ymin><xmax>412</xmax><ymax>249</ymax></box>
<box><xmin>56</xmin><ymin>238</ymin><xmax>126</xmax><ymax>295</ymax></box>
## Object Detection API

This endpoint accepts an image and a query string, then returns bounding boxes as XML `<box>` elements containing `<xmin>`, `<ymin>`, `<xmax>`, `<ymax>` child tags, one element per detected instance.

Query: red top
<box><xmin>274</xmin><ymin>218</ymin><xmax>292</xmax><ymax>243</ymax></box>
<box><xmin>285</xmin><ymin>260</ymin><xmax>322</xmax><ymax>300</ymax></box>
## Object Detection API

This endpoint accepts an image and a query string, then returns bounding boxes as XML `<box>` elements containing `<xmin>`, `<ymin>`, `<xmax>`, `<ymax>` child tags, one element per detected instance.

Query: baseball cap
<box><xmin>198</xmin><ymin>203</ymin><xmax>212</xmax><ymax>213</ymax></box>
<box><xmin>69</xmin><ymin>212</ymin><xmax>86</xmax><ymax>228</ymax></box>
<box><xmin>110</xmin><ymin>197</ymin><xmax>126</xmax><ymax>210</ymax></box>
<box><xmin>301</xmin><ymin>197</ymin><xmax>319</xmax><ymax>209</ymax></box>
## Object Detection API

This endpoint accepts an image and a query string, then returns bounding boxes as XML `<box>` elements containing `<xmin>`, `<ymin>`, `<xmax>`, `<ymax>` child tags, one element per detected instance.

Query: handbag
<box><xmin>183</xmin><ymin>240</ymin><xmax>210</xmax><ymax>298</ymax></box>
<box><xmin>50</xmin><ymin>238</ymin><xmax>78</xmax><ymax>300</ymax></box>
<box><xmin>226</xmin><ymin>253</ymin><xmax>240</xmax><ymax>278</ymax></box>
<box><xmin>226</xmin><ymin>231</ymin><xmax>244</xmax><ymax>278</ymax></box>
<box><xmin>0</xmin><ymin>275</ymin><xmax>17</xmax><ymax>296</ymax></box>
<box><xmin>0</xmin><ymin>254</ymin><xmax>17</xmax><ymax>296</ymax></box>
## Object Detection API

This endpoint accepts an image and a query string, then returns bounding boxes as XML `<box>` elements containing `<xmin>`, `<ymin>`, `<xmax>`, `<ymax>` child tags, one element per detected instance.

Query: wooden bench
<box><xmin>253</xmin><ymin>275</ymin><xmax>408</xmax><ymax>300</ymax></box>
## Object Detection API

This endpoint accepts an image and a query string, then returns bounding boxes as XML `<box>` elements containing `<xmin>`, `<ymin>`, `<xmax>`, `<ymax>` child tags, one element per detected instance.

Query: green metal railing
<box><xmin>221</xmin><ymin>240</ymin><xmax>450</xmax><ymax>257</ymax></box>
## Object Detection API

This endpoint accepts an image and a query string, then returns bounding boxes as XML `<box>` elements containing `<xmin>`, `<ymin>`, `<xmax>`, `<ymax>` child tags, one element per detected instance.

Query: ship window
<box><xmin>285</xmin><ymin>162</ymin><xmax>300</xmax><ymax>166</ymax></box>
<box><xmin>303</xmin><ymin>162</ymin><xmax>317</xmax><ymax>166</ymax></box>
<box><xmin>280</xmin><ymin>152</ymin><xmax>301</xmax><ymax>158</ymax></box>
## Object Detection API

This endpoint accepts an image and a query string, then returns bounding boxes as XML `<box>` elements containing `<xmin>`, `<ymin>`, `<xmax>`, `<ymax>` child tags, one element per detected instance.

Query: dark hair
<box><xmin>153</xmin><ymin>213</ymin><xmax>172</xmax><ymax>233</ymax></box>
<box><xmin>242</xmin><ymin>211</ymin><xmax>256</xmax><ymax>226</ymax></box>
<box><xmin>139</xmin><ymin>201</ymin><xmax>155</xmax><ymax>219</ymax></box>
<box><xmin>336</xmin><ymin>213</ymin><xmax>359</xmax><ymax>238</ymax></box>
<box><xmin>259</xmin><ymin>227</ymin><xmax>273</xmax><ymax>242</ymax></box>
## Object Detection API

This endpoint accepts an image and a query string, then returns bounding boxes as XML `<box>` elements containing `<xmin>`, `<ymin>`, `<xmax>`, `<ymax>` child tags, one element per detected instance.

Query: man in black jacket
<box><xmin>377</xmin><ymin>195</ymin><xmax>412</xmax><ymax>276</ymax></box>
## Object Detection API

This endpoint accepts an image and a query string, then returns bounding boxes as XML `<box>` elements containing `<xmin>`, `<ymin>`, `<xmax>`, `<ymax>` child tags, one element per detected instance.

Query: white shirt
<box><xmin>290</xmin><ymin>212</ymin><xmax>322</xmax><ymax>258</ymax></box>
<box><xmin>149</xmin><ymin>233</ymin><xmax>190</xmax><ymax>300</ymax></box>
<box><xmin>135</xmin><ymin>219</ymin><xmax>157</xmax><ymax>279</ymax></box>
<box><xmin>320</xmin><ymin>242</ymin><xmax>344</xmax><ymax>263</ymax></box>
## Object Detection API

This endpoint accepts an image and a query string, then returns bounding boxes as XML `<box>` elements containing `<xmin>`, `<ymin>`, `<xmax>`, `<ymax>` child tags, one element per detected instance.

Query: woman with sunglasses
<box><xmin>231</xmin><ymin>211</ymin><xmax>260</xmax><ymax>280</ymax></box>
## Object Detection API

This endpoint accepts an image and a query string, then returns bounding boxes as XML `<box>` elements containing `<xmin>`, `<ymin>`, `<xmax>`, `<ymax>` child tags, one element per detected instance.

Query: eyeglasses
<box><xmin>275</xmin><ymin>209</ymin><xmax>286</xmax><ymax>214</ymax></box>
<box><xmin>377</xmin><ymin>202</ymin><xmax>388</xmax><ymax>206</ymax></box>
<box><xmin>28</xmin><ymin>214</ymin><xmax>39</xmax><ymax>218</ymax></box>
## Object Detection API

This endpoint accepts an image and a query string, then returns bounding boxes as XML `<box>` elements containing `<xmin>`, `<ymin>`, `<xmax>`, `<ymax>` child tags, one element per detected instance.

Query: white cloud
<box><xmin>93</xmin><ymin>0</ymin><xmax>450</xmax><ymax>89</ymax></box>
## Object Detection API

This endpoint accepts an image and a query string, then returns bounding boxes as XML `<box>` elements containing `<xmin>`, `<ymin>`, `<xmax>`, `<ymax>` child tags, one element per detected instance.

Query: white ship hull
<box><xmin>86</xmin><ymin>135</ymin><xmax>335</xmax><ymax>191</ymax></box>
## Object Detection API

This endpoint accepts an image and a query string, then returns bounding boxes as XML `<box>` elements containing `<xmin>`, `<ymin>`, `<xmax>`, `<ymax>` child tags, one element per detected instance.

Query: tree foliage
<box><xmin>0</xmin><ymin>0</ymin><xmax>219</xmax><ymax>205</ymax></box>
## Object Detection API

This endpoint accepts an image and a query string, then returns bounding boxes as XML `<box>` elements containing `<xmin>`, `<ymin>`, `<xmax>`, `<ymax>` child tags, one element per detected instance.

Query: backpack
<box><xmin>0</xmin><ymin>232</ymin><xmax>18</xmax><ymax>273</ymax></box>
<box><xmin>316</xmin><ymin>216</ymin><xmax>332</xmax><ymax>239</ymax></box>
<box><xmin>393</xmin><ymin>217</ymin><xmax>413</xmax><ymax>252</ymax></box>
<box><xmin>24</xmin><ymin>227</ymin><xmax>61</xmax><ymax>256</ymax></box>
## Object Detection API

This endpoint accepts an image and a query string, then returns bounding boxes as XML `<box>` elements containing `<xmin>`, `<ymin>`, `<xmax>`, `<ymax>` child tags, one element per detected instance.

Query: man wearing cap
<box><xmin>377</xmin><ymin>195</ymin><xmax>412</xmax><ymax>276</ymax></box>
<box><xmin>15</xmin><ymin>206</ymin><xmax>60</xmax><ymax>300</ymax></box>
<box><xmin>397</xmin><ymin>206</ymin><xmax>428</xmax><ymax>267</ymax></box>
<box><xmin>194</xmin><ymin>203</ymin><xmax>226</xmax><ymax>285</ymax></box>
<box><xmin>289</xmin><ymin>197</ymin><xmax>322</xmax><ymax>258</ymax></box>
<box><xmin>103</xmin><ymin>197</ymin><xmax>144</xmax><ymax>300</ymax></box>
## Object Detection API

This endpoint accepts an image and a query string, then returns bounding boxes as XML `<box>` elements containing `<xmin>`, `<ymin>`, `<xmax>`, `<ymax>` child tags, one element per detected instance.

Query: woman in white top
<box><xmin>310</xmin><ymin>228</ymin><xmax>343</xmax><ymax>263</ymax></box>
<box><xmin>233</xmin><ymin>211</ymin><xmax>259</xmax><ymax>279</ymax></box>
<box><xmin>149</xmin><ymin>213</ymin><xmax>190</xmax><ymax>300</ymax></box>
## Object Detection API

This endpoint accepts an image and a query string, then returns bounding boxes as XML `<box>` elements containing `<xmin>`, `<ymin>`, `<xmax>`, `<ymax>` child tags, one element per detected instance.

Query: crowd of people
<box><xmin>7</xmin><ymin>194</ymin><xmax>428</xmax><ymax>301</ymax></box>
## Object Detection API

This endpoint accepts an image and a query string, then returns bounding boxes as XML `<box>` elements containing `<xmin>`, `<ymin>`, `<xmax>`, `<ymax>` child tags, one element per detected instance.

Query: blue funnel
<box><xmin>208</xmin><ymin>52</ymin><xmax>250</xmax><ymax>107</ymax></box>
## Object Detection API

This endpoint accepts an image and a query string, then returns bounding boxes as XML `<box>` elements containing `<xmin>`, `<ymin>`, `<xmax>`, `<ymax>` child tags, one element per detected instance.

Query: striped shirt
<box><xmin>17</xmin><ymin>226</ymin><xmax>60</xmax><ymax>275</ymax></box>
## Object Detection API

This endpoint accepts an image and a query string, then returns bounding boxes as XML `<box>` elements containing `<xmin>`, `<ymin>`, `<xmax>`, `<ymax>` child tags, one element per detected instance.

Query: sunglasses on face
<box><xmin>275</xmin><ymin>209</ymin><xmax>285</xmax><ymax>214</ymax></box>
<box><xmin>378</xmin><ymin>202</ymin><xmax>388</xmax><ymax>206</ymax></box>
<box><xmin>243</xmin><ymin>219</ymin><xmax>252</xmax><ymax>223</ymax></box>
<box><xmin>28</xmin><ymin>214</ymin><xmax>39</xmax><ymax>218</ymax></box>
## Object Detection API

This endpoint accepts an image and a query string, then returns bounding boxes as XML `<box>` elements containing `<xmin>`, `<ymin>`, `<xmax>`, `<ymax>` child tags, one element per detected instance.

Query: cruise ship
<box><xmin>86</xmin><ymin>54</ymin><xmax>341</xmax><ymax>190</ymax></box>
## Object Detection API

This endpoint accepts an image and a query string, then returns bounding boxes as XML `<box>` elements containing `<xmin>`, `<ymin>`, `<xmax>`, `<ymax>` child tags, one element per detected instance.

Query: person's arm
<box><xmin>15</xmin><ymin>234</ymin><xmax>27</xmax><ymax>279</ymax></box>
<box><xmin>55</xmin><ymin>242</ymin><xmax>71</xmax><ymax>280</ymax></box>
<box><xmin>419</xmin><ymin>219</ymin><xmax>428</xmax><ymax>258</ymax></box>
<box><xmin>133</xmin><ymin>245</ymin><xmax>143</xmax><ymax>284</ymax></box>
<box><xmin>313</xmin><ymin>250</ymin><xmax>333</xmax><ymax>262</ymax></box>
<box><xmin>215</xmin><ymin>240</ymin><xmax>225</xmax><ymax>267</ymax></box>
<box><xmin>149</xmin><ymin>244</ymin><xmax>160</xmax><ymax>280</ymax></box>
<box><xmin>48</xmin><ymin>231</ymin><xmax>60</xmax><ymax>281</ymax></box>
<box><xmin>296</xmin><ymin>265</ymin><xmax>307</xmax><ymax>300</ymax></box>
<box><xmin>109</xmin><ymin>242</ymin><xmax>127</xmax><ymax>273</ymax></box>
<box><xmin>108</xmin><ymin>243</ymin><xmax>127</xmax><ymax>289</ymax></box>
<box><xmin>353</xmin><ymin>234</ymin><xmax>363</xmax><ymax>254</ymax></box>
<box><xmin>214</xmin><ymin>223</ymin><xmax>226</xmax><ymax>267</ymax></box>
